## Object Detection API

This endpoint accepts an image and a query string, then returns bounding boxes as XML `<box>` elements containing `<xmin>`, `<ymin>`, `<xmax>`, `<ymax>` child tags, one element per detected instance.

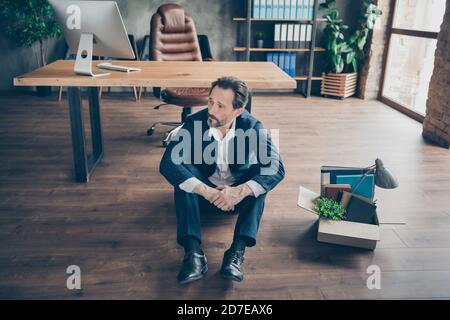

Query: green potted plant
<box><xmin>319</xmin><ymin>0</ymin><xmax>382</xmax><ymax>99</ymax></box>
<box><xmin>313</xmin><ymin>197</ymin><xmax>346</xmax><ymax>221</ymax></box>
<box><xmin>255</xmin><ymin>31</ymin><xmax>264</xmax><ymax>48</ymax></box>
<box><xmin>0</xmin><ymin>0</ymin><xmax>61</xmax><ymax>96</ymax></box>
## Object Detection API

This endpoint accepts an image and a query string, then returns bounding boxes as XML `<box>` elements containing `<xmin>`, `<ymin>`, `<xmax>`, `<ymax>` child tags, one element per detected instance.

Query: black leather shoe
<box><xmin>220</xmin><ymin>249</ymin><xmax>245</xmax><ymax>282</ymax></box>
<box><xmin>177</xmin><ymin>250</ymin><xmax>208</xmax><ymax>284</ymax></box>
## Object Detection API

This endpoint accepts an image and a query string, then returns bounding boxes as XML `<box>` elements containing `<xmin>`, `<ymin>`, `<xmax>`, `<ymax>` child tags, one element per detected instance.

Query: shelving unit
<box><xmin>234</xmin><ymin>0</ymin><xmax>325</xmax><ymax>98</ymax></box>
<box><xmin>233</xmin><ymin>47</ymin><xmax>326</xmax><ymax>52</ymax></box>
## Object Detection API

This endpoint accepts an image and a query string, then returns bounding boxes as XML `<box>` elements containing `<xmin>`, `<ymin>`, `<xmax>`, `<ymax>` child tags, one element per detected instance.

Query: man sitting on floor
<box><xmin>159</xmin><ymin>76</ymin><xmax>285</xmax><ymax>284</ymax></box>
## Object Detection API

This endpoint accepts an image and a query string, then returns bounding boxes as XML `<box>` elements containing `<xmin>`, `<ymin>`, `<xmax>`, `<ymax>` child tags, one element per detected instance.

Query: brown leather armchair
<box><xmin>147</xmin><ymin>3</ymin><xmax>211</xmax><ymax>146</ymax></box>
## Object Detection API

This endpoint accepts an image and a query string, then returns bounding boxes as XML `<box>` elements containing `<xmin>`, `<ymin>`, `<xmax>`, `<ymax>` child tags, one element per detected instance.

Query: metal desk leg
<box><xmin>67</xmin><ymin>87</ymin><xmax>104</xmax><ymax>182</ymax></box>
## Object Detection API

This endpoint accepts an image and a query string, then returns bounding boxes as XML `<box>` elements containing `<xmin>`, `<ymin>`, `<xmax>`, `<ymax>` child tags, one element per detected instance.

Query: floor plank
<box><xmin>0</xmin><ymin>91</ymin><xmax>449</xmax><ymax>299</ymax></box>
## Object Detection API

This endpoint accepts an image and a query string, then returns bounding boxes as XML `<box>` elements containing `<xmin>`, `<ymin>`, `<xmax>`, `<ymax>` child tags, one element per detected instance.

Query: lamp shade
<box><xmin>374</xmin><ymin>158</ymin><xmax>399</xmax><ymax>189</ymax></box>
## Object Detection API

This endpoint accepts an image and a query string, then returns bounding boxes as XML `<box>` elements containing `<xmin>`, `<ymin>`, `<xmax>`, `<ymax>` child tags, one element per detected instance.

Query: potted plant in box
<box><xmin>0</xmin><ymin>0</ymin><xmax>61</xmax><ymax>96</ymax></box>
<box><xmin>314</xmin><ymin>197</ymin><xmax>346</xmax><ymax>221</ymax></box>
<box><xmin>319</xmin><ymin>0</ymin><xmax>382</xmax><ymax>99</ymax></box>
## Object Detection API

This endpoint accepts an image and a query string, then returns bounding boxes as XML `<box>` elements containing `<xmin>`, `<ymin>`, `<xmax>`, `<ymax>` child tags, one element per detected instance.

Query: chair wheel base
<box><xmin>147</xmin><ymin>128</ymin><xmax>155</xmax><ymax>136</ymax></box>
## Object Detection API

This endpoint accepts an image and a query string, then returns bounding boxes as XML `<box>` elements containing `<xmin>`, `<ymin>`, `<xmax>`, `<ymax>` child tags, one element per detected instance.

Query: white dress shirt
<box><xmin>178</xmin><ymin>118</ymin><xmax>266</xmax><ymax>197</ymax></box>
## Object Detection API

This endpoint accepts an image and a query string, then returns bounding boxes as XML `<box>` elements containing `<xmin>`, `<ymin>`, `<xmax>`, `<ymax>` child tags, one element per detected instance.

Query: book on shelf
<box><xmin>290</xmin><ymin>0</ymin><xmax>297</xmax><ymax>19</ymax></box>
<box><xmin>279</xmin><ymin>52</ymin><xmax>285</xmax><ymax>72</ymax></box>
<box><xmin>308</xmin><ymin>0</ymin><xmax>314</xmax><ymax>19</ymax></box>
<box><xmin>280</xmin><ymin>24</ymin><xmax>287</xmax><ymax>48</ymax></box>
<box><xmin>296</xmin><ymin>0</ymin><xmax>303</xmax><ymax>19</ymax></box>
<box><xmin>283</xmin><ymin>0</ymin><xmax>289</xmax><ymax>18</ymax></box>
<box><xmin>293</xmin><ymin>24</ymin><xmax>300</xmax><ymax>48</ymax></box>
<box><xmin>278</xmin><ymin>0</ymin><xmax>284</xmax><ymax>18</ymax></box>
<box><xmin>288</xmin><ymin>53</ymin><xmax>295</xmax><ymax>77</ymax></box>
<box><xmin>272</xmin><ymin>0</ymin><xmax>279</xmax><ymax>18</ymax></box>
<box><xmin>272</xmin><ymin>23</ymin><xmax>312</xmax><ymax>50</ymax></box>
<box><xmin>284</xmin><ymin>52</ymin><xmax>290</xmax><ymax>75</ymax></box>
<box><xmin>299</xmin><ymin>24</ymin><xmax>306</xmax><ymax>48</ymax></box>
<box><xmin>251</xmin><ymin>0</ymin><xmax>315</xmax><ymax>19</ymax></box>
<box><xmin>290</xmin><ymin>52</ymin><xmax>296</xmax><ymax>77</ymax></box>
<box><xmin>273</xmin><ymin>52</ymin><xmax>279</xmax><ymax>65</ymax></box>
<box><xmin>287</xmin><ymin>24</ymin><xmax>294</xmax><ymax>49</ymax></box>
<box><xmin>306</xmin><ymin>24</ymin><xmax>312</xmax><ymax>48</ymax></box>
<box><xmin>267</xmin><ymin>52</ymin><xmax>296</xmax><ymax>77</ymax></box>
<box><xmin>260</xmin><ymin>0</ymin><xmax>267</xmax><ymax>18</ymax></box>
<box><xmin>253</xmin><ymin>0</ymin><xmax>259</xmax><ymax>18</ymax></box>
<box><xmin>266</xmin><ymin>0</ymin><xmax>272</xmax><ymax>18</ymax></box>
<box><xmin>266</xmin><ymin>52</ymin><xmax>274</xmax><ymax>64</ymax></box>
<box><xmin>274</xmin><ymin>23</ymin><xmax>281</xmax><ymax>48</ymax></box>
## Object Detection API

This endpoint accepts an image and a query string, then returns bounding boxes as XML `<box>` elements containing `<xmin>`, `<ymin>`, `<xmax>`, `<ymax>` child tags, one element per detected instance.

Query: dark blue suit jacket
<box><xmin>159</xmin><ymin>108</ymin><xmax>285</xmax><ymax>193</ymax></box>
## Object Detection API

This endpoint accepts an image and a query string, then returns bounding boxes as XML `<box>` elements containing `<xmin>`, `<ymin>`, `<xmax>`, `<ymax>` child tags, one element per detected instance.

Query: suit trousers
<box><xmin>174</xmin><ymin>164</ymin><xmax>266</xmax><ymax>247</ymax></box>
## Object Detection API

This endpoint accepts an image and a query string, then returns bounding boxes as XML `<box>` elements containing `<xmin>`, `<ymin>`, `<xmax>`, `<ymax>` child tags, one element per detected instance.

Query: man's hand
<box><xmin>212</xmin><ymin>184</ymin><xmax>254</xmax><ymax>212</ymax></box>
<box><xmin>193</xmin><ymin>183</ymin><xmax>222</xmax><ymax>203</ymax></box>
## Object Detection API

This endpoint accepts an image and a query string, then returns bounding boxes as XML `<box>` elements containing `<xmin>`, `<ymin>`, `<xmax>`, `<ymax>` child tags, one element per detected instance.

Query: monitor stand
<box><xmin>74</xmin><ymin>33</ymin><xmax>110</xmax><ymax>77</ymax></box>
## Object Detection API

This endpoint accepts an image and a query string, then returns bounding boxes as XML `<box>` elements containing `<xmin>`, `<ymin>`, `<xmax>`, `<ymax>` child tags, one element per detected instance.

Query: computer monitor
<box><xmin>49</xmin><ymin>0</ymin><xmax>135</xmax><ymax>77</ymax></box>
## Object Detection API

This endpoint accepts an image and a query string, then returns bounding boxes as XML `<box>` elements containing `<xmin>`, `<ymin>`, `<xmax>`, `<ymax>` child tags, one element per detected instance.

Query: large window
<box><xmin>380</xmin><ymin>0</ymin><xmax>446</xmax><ymax>121</ymax></box>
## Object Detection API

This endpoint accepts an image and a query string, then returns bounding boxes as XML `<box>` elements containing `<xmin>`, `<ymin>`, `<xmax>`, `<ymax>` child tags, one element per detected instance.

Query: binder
<box><xmin>260</xmin><ymin>0</ymin><xmax>266</xmax><ymax>18</ymax></box>
<box><xmin>278</xmin><ymin>0</ymin><xmax>284</xmax><ymax>18</ymax></box>
<box><xmin>290</xmin><ymin>0</ymin><xmax>297</xmax><ymax>18</ymax></box>
<box><xmin>273</xmin><ymin>52</ymin><xmax>279</xmax><ymax>66</ymax></box>
<box><xmin>302</xmin><ymin>0</ymin><xmax>308</xmax><ymax>19</ymax></box>
<box><xmin>280</xmin><ymin>23</ymin><xmax>287</xmax><ymax>48</ymax></box>
<box><xmin>284</xmin><ymin>0</ymin><xmax>290</xmax><ymax>19</ymax></box>
<box><xmin>284</xmin><ymin>52</ymin><xmax>290</xmax><ymax>75</ymax></box>
<box><xmin>299</xmin><ymin>24</ymin><xmax>306</xmax><ymax>48</ymax></box>
<box><xmin>279</xmin><ymin>52</ymin><xmax>285</xmax><ymax>73</ymax></box>
<box><xmin>274</xmin><ymin>24</ymin><xmax>281</xmax><ymax>48</ymax></box>
<box><xmin>290</xmin><ymin>52</ymin><xmax>296</xmax><ymax>77</ymax></box>
<box><xmin>287</xmin><ymin>24</ymin><xmax>294</xmax><ymax>49</ymax></box>
<box><xmin>296</xmin><ymin>0</ymin><xmax>303</xmax><ymax>19</ymax></box>
<box><xmin>306</xmin><ymin>24</ymin><xmax>312</xmax><ymax>48</ymax></box>
<box><xmin>266</xmin><ymin>52</ymin><xmax>274</xmax><ymax>64</ymax></box>
<box><xmin>272</xmin><ymin>0</ymin><xmax>279</xmax><ymax>18</ymax></box>
<box><xmin>253</xmin><ymin>0</ymin><xmax>260</xmax><ymax>18</ymax></box>
<box><xmin>308</xmin><ymin>0</ymin><xmax>314</xmax><ymax>19</ymax></box>
<box><xmin>266</xmin><ymin>0</ymin><xmax>272</xmax><ymax>19</ymax></box>
<box><xmin>293</xmin><ymin>24</ymin><xmax>300</xmax><ymax>48</ymax></box>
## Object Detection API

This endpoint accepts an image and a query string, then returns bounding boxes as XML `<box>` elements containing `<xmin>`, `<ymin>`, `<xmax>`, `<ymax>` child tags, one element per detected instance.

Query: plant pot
<box><xmin>321</xmin><ymin>72</ymin><xmax>358</xmax><ymax>99</ymax></box>
<box><xmin>256</xmin><ymin>39</ymin><xmax>264</xmax><ymax>48</ymax></box>
<box><xmin>36</xmin><ymin>86</ymin><xmax>52</xmax><ymax>97</ymax></box>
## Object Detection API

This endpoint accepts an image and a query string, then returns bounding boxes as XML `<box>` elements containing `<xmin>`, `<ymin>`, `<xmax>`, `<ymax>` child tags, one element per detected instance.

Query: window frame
<box><xmin>378</xmin><ymin>0</ymin><xmax>441</xmax><ymax>123</ymax></box>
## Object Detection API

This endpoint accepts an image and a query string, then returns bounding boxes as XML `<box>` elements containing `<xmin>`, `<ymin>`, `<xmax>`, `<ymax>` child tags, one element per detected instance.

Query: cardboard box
<box><xmin>297</xmin><ymin>186</ymin><xmax>380</xmax><ymax>250</ymax></box>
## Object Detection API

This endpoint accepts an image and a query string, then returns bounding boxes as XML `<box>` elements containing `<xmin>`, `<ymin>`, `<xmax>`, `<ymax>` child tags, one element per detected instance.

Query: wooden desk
<box><xmin>14</xmin><ymin>60</ymin><xmax>296</xmax><ymax>183</ymax></box>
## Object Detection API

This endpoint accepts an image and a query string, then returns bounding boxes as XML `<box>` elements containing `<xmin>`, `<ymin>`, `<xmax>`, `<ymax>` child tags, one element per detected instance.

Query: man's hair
<box><xmin>210</xmin><ymin>76</ymin><xmax>249</xmax><ymax>109</ymax></box>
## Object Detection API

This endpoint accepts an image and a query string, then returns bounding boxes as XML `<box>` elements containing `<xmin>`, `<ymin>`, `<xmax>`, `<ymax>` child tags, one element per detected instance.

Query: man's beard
<box><xmin>207</xmin><ymin>114</ymin><xmax>226</xmax><ymax>128</ymax></box>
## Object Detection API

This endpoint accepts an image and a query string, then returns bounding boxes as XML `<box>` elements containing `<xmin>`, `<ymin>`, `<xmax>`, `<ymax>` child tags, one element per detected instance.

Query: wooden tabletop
<box><xmin>13</xmin><ymin>60</ymin><xmax>297</xmax><ymax>89</ymax></box>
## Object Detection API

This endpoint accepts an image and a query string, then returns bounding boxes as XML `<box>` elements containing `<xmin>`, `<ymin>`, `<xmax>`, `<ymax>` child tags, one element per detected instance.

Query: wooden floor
<box><xmin>0</xmin><ymin>90</ymin><xmax>449</xmax><ymax>300</ymax></box>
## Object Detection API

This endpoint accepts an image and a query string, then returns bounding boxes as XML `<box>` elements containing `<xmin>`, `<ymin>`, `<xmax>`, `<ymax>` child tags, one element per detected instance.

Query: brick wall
<box><xmin>358</xmin><ymin>0</ymin><xmax>392</xmax><ymax>100</ymax></box>
<box><xmin>422</xmin><ymin>3</ymin><xmax>450</xmax><ymax>148</ymax></box>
